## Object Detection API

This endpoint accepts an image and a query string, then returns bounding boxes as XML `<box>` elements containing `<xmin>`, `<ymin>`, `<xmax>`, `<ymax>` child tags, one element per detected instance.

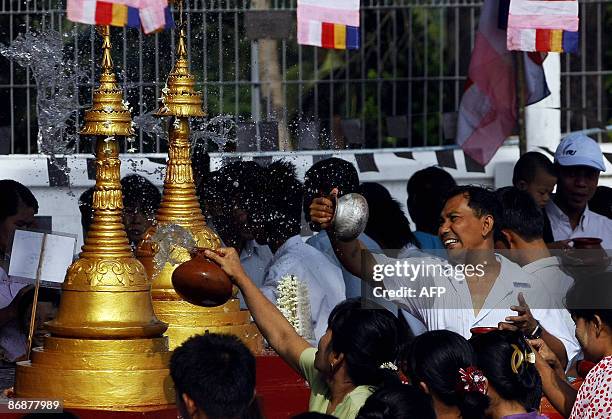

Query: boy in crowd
<box><xmin>495</xmin><ymin>187</ymin><xmax>575</xmax><ymax>309</ymax></box>
<box><xmin>170</xmin><ymin>333</ymin><xmax>258</xmax><ymax>419</ymax></box>
<box><xmin>512</xmin><ymin>151</ymin><xmax>557</xmax><ymax>209</ymax></box>
<box><xmin>494</xmin><ymin>188</ymin><xmax>578</xmax><ymax>367</ymax></box>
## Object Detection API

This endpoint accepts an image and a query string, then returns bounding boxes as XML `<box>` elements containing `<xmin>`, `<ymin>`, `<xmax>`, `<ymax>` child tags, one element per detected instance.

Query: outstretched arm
<box><xmin>204</xmin><ymin>248</ymin><xmax>310</xmax><ymax>373</ymax></box>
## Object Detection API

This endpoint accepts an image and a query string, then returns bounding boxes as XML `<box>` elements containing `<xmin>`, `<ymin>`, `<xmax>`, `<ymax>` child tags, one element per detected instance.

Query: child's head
<box><xmin>512</xmin><ymin>152</ymin><xmax>557</xmax><ymax>208</ymax></box>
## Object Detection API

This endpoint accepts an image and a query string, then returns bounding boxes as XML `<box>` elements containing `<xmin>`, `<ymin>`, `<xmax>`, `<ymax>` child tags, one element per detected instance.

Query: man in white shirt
<box><xmin>494</xmin><ymin>187</ymin><xmax>579</xmax><ymax>366</ymax></box>
<box><xmin>495</xmin><ymin>187</ymin><xmax>575</xmax><ymax>308</ymax></box>
<box><xmin>250</xmin><ymin>161</ymin><xmax>345</xmax><ymax>343</ymax></box>
<box><xmin>545</xmin><ymin>133</ymin><xmax>612</xmax><ymax>250</ymax></box>
<box><xmin>310</xmin><ymin>185</ymin><xmax>576</xmax><ymax>367</ymax></box>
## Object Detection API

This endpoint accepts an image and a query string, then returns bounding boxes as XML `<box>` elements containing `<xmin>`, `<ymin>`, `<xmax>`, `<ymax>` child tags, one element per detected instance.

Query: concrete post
<box><xmin>526</xmin><ymin>53</ymin><xmax>561</xmax><ymax>152</ymax></box>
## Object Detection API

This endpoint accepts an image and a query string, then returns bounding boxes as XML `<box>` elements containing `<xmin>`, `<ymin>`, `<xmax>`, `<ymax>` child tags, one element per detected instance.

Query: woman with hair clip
<box><xmin>470</xmin><ymin>330</ymin><xmax>546</xmax><ymax>419</ymax></box>
<box><xmin>402</xmin><ymin>330</ymin><xmax>490</xmax><ymax>419</ymax></box>
<box><xmin>530</xmin><ymin>272</ymin><xmax>612</xmax><ymax>419</ymax></box>
<box><xmin>206</xmin><ymin>247</ymin><xmax>402</xmax><ymax>419</ymax></box>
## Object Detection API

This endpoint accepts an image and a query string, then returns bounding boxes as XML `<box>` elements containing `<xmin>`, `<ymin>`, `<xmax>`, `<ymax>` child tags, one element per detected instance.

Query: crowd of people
<box><xmin>1</xmin><ymin>132</ymin><xmax>611</xmax><ymax>419</ymax></box>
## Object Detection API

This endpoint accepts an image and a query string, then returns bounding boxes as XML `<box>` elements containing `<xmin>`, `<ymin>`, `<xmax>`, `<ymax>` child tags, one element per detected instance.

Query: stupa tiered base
<box><xmin>13</xmin><ymin>26</ymin><xmax>172</xmax><ymax>409</ymax></box>
<box><xmin>135</xmin><ymin>19</ymin><xmax>264</xmax><ymax>352</ymax></box>
<box><xmin>7</xmin><ymin>353</ymin><xmax>308</xmax><ymax>418</ymax></box>
<box><xmin>150</xmin><ymin>291</ymin><xmax>263</xmax><ymax>353</ymax></box>
<box><xmin>14</xmin><ymin>337</ymin><xmax>174</xmax><ymax>408</ymax></box>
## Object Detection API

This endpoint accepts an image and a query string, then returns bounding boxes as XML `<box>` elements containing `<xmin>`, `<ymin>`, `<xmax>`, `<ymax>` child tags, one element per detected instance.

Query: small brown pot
<box><xmin>171</xmin><ymin>247</ymin><xmax>232</xmax><ymax>307</ymax></box>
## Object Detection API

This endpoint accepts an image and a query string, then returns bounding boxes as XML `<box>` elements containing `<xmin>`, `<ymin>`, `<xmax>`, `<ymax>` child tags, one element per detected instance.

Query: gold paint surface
<box><xmin>15</xmin><ymin>25</ymin><xmax>171</xmax><ymax>409</ymax></box>
<box><xmin>134</xmin><ymin>14</ymin><xmax>263</xmax><ymax>354</ymax></box>
<box><xmin>157</xmin><ymin>310</ymin><xmax>251</xmax><ymax>326</ymax></box>
<box><xmin>81</xmin><ymin>26</ymin><xmax>134</xmax><ymax>137</ymax></box>
<box><xmin>165</xmin><ymin>322</ymin><xmax>264</xmax><ymax>353</ymax></box>
<box><xmin>30</xmin><ymin>348</ymin><xmax>171</xmax><ymax>369</ymax></box>
<box><xmin>51</xmin><ymin>137</ymin><xmax>166</xmax><ymax>340</ymax></box>
<box><xmin>155</xmin><ymin>27</ymin><xmax>205</xmax><ymax>118</ymax></box>
<box><xmin>16</xmin><ymin>361</ymin><xmax>174</xmax><ymax>408</ymax></box>
<box><xmin>155</xmin><ymin>298</ymin><xmax>241</xmax><ymax>313</ymax></box>
<box><xmin>41</xmin><ymin>336</ymin><xmax>169</xmax><ymax>353</ymax></box>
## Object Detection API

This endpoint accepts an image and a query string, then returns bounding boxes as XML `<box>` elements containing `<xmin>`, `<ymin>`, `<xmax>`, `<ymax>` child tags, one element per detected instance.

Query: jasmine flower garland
<box><xmin>276</xmin><ymin>275</ymin><xmax>314</xmax><ymax>341</ymax></box>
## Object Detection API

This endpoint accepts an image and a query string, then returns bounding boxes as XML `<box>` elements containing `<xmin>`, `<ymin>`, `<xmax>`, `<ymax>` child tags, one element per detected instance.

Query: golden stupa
<box><xmin>136</xmin><ymin>8</ymin><xmax>263</xmax><ymax>353</ymax></box>
<box><xmin>14</xmin><ymin>26</ymin><xmax>174</xmax><ymax>408</ymax></box>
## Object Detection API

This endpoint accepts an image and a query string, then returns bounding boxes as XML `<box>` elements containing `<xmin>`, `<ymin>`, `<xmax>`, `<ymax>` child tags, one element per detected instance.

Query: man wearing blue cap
<box><xmin>545</xmin><ymin>133</ymin><xmax>612</xmax><ymax>250</ymax></box>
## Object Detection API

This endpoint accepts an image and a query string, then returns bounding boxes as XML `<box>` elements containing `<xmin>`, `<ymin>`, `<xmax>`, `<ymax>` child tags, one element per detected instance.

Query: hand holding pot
<box><xmin>172</xmin><ymin>248</ymin><xmax>233</xmax><ymax>307</ymax></box>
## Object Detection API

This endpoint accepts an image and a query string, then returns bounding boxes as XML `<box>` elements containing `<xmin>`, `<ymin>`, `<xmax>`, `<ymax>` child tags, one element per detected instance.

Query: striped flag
<box><xmin>507</xmin><ymin>0</ymin><xmax>579</xmax><ymax>53</ymax></box>
<box><xmin>67</xmin><ymin>0</ymin><xmax>173</xmax><ymax>34</ymax></box>
<box><xmin>297</xmin><ymin>0</ymin><xmax>360</xmax><ymax>50</ymax></box>
<box><xmin>456</xmin><ymin>0</ymin><xmax>550</xmax><ymax>166</ymax></box>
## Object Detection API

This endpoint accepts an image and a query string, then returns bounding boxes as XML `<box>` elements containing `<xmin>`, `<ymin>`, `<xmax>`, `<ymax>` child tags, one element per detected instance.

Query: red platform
<box><xmin>4</xmin><ymin>354</ymin><xmax>310</xmax><ymax>419</ymax></box>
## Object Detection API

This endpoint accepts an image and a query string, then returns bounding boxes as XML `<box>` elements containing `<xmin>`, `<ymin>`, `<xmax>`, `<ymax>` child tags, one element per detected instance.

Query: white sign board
<box><xmin>8</xmin><ymin>230</ymin><xmax>76</xmax><ymax>285</ymax></box>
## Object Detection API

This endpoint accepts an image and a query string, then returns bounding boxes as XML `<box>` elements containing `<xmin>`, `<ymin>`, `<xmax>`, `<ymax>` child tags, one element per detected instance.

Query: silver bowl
<box><xmin>332</xmin><ymin>193</ymin><xmax>369</xmax><ymax>241</ymax></box>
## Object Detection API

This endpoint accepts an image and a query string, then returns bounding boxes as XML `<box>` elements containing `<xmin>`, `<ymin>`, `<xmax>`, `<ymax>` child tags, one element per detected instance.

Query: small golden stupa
<box><xmin>15</xmin><ymin>26</ymin><xmax>174</xmax><ymax>408</ymax></box>
<box><xmin>136</xmin><ymin>6</ymin><xmax>263</xmax><ymax>353</ymax></box>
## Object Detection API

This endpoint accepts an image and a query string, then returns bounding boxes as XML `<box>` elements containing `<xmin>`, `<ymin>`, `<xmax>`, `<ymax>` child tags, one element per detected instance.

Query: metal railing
<box><xmin>1</xmin><ymin>0</ymin><xmax>610</xmax><ymax>154</ymax></box>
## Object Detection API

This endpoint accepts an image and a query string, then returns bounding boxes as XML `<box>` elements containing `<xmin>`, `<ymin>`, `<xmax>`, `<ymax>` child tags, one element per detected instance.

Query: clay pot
<box><xmin>563</xmin><ymin>237</ymin><xmax>609</xmax><ymax>276</ymax></box>
<box><xmin>571</xmin><ymin>237</ymin><xmax>603</xmax><ymax>249</ymax></box>
<box><xmin>470</xmin><ymin>327</ymin><xmax>497</xmax><ymax>336</ymax></box>
<box><xmin>171</xmin><ymin>248</ymin><xmax>232</xmax><ymax>307</ymax></box>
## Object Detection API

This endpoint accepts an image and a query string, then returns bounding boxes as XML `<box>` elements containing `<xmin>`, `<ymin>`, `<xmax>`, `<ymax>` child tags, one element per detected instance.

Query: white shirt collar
<box><xmin>546</xmin><ymin>200</ymin><xmax>598</xmax><ymax>233</ymax></box>
<box><xmin>522</xmin><ymin>256</ymin><xmax>561</xmax><ymax>274</ymax></box>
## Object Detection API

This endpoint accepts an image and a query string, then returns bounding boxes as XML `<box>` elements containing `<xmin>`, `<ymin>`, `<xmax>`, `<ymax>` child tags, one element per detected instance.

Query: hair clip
<box><xmin>379</xmin><ymin>361</ymin><xmax>399</xmax><ymax>371</ymax></box>
<box><xmin>511</xmin><ymin>344</ymin><xmax>536</xmax><ymax>372</ymax></box>
<box><xmin>511</xmin><ymin>344</ymin><xmax>524</xmax><ymax>373</ymax></box>
<box><xmin>458</xmin><ymin>366</ymin><xmax>487</xmax><ymax>395</ymax></box>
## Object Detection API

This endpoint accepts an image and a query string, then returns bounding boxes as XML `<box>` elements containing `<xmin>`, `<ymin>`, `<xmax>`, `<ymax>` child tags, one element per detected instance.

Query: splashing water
<box><xmin>151</xmin><ymin>223</ymin><xmax>196</xmax><ymax>275</ymax></box>
<box><xmin>133</xmin><ymin>110</ymin><xmax>168</xmax><ymax>142</ymax></box>
<box><xmin>191</xmin><ymin>114</ymin><xmax>236</xmax><ymax>151</ymax></box>
<box><xmin>0</xmin><ymin>29</ymin><xmax>87</xmax><ymax>156</ymax></box>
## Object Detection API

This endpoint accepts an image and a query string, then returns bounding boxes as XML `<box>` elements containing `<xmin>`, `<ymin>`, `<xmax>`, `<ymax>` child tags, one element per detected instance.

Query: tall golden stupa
<box><xmin>14</xmin><ymin>26</ymin><xmax>174</xmax><ymax>408</ymax></box>
<box><xmin>136</xmin><ymin>5</ymin><xmax>263</xmax><ymax>353</ymax></box>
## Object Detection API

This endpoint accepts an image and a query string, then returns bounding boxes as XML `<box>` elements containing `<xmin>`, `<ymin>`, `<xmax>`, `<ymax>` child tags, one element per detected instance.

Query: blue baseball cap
<box><xmin>554</xmin><ymin>133</ymin><xmax>606</xmax><ymax>172</ymax></box>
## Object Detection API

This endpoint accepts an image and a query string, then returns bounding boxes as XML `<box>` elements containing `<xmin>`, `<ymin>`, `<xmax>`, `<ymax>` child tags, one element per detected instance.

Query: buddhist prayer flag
<box><xmin>67</xmin><ymin>0</ymin><xmax>173</xmax><ymax>34</ymax></box>
<box><xmin>297</xmin><ymin>0</ymin><xmax>360</xmax><ymax>50</ymax></box>
<box><xmin>506</xmin><ymin>0</ymin><xmax>579</xmax><ymax>53</ymax></box>
<box><xmin>456</xmin><ymin>0</ymin><xmax>550</xmax><ymax>166</ymax></box>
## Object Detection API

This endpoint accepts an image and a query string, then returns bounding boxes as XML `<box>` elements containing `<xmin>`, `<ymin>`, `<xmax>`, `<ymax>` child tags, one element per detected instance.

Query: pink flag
<box><xmin>456</xmin><ymin>0</ymin><xmax>550</xmax><ymax>165</ymax></box>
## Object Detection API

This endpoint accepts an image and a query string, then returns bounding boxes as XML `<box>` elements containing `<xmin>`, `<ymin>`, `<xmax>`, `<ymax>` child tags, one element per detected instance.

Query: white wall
<box><xmin>2</xmin><ymin>143</ymin><xmax>611</xmax><ymax>249</ymax></box>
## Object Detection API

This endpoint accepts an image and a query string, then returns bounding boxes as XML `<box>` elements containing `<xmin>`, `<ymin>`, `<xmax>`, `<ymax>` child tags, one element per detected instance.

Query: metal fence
<box><xmin>1</xmin><ymin>0</ymin><xmax>611</xmax><ymax>154</ymax></box>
